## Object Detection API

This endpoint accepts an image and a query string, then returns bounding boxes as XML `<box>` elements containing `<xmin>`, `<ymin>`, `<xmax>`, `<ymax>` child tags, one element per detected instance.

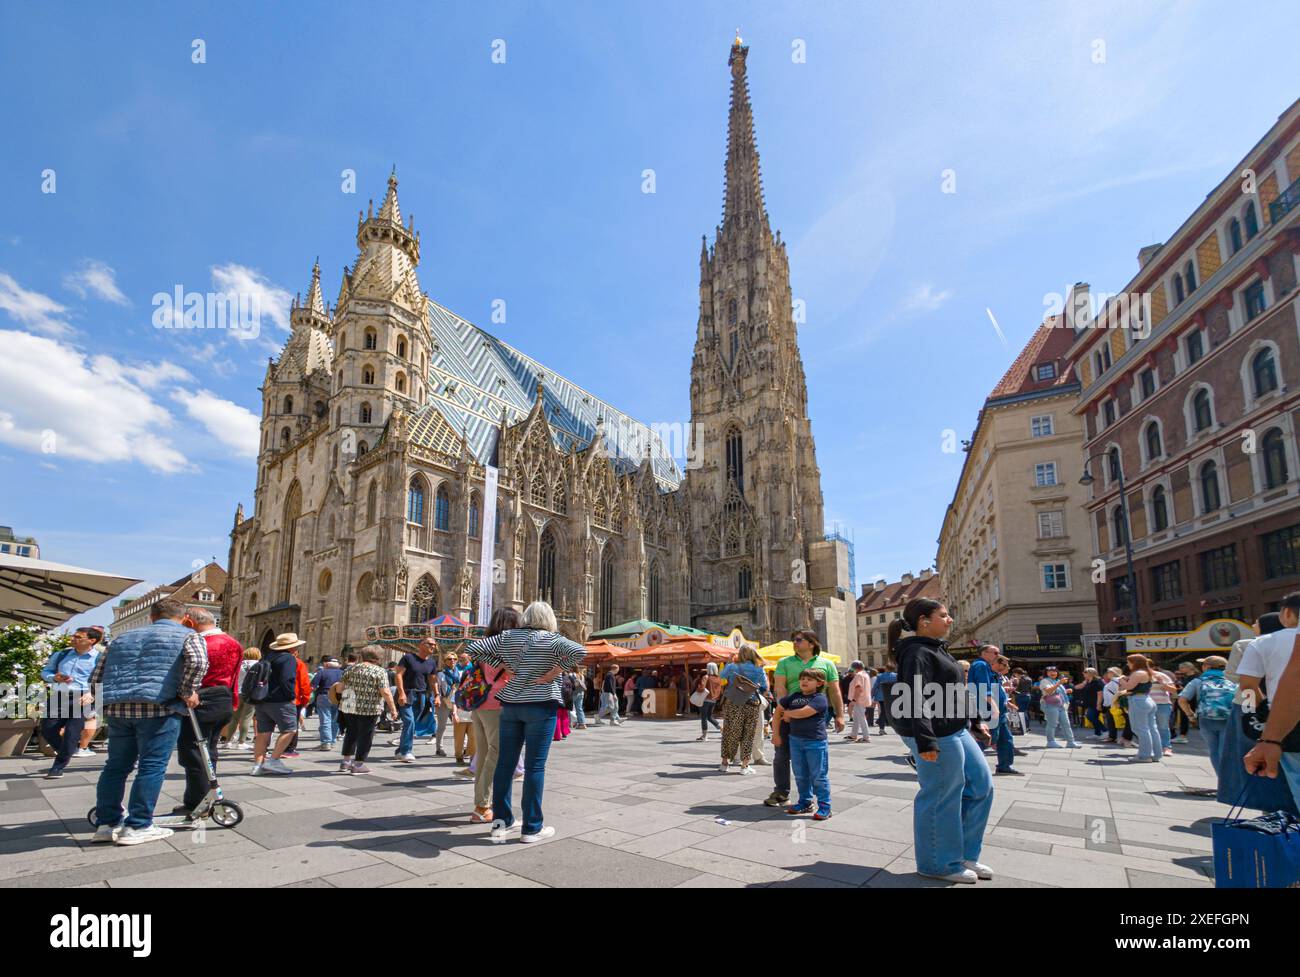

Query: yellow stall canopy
<box><xmin>757</xmin><ymin>640</ymin><xmax>841</xmax><ymax>668</ymax></box>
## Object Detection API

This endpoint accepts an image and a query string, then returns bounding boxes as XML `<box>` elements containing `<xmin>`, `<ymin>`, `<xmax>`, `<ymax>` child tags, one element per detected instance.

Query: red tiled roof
<box><xmin>987</xmin><ymin>315</ymin><xmax>1076</xmax><ymax>400</ymax></box>
<box><xmin>856</xmin><ymin>572</ymin><xmax>944</xmax><ymax>614</ymax></box>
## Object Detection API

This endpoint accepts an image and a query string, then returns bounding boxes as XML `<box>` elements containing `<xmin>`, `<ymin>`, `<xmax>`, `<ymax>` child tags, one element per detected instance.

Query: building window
<box><xmin>360</xmin><ymin>402</ymin><xmax>372</xmax><ymax>424</ymax></box>
<box><xmin>364</xmin><ymin>329</ymin><xmax>377</xmax><ymax>350</ymax></box>
<box><xmin>407</xmin><ymin>476</ymin><xmax>426</xmax><ymax>525</ymax></box>
<box><xmin>1262</xmin><ymin>524</ymin><xmax>1300</xmax><ymax>578</ymax></box>
<box><xmin>1150</xmin><ymin>560</ymin><xmax>1182</xmax><ymax>602</ymax></box>
<box><xmin>738</xmin><ymin>565</ymin><xmax>752</xmax><ymax>600</ymax></box>
<box><xmin>552</xmin><ymin>480</ymin><xmax>567</xmax><ymax>515</ymax></box>
<box><xmin>725</xmin><ymin>427</ymin><xmax>744</xmax><ymax>494</ymax></box>
<box><xmin>1200</xmin><ymin>460</ymin><xmax>1222</xmax><ymax>512</ymax></box>
<box><xmin>1199</xmin><ymin>544</ymin><xmax>1240</xmax><ymax>591</ymax></box>
<box><xmin>1155</xmin><ymin>616</ymin><xmax>1189</xmax><ymax>632</ymax></box>
<box><xmin>537</xmin><ymin>528</ymin><xmax>557</xmax><ymax>604</ymax></box>
<box><xmin>1111</xmin><ymin>573</ymin><xmax>1136</xmax><ymax>612</ymax></box>
<box><xmin>1112</xmin><ymin>506</ymin><xmax>1128</xmax><ymax>547</ymax></box>
<box><xmin>1107</xmin><ymin>446</ymin><xmax>1122</xmax><ymax>483</ymax></box>
<box><xmin>1037</xmin><ymin>511</ymin><xmax>1065</xmax><ymax>538</ymax></box>
<box><xmin>366</xmin><ymin>481</ymin><xmax>377</xmax><ymax>526</ymax></box>
<box><xmin>434</xmin><ymin>485</ymin><xmax>450</xmax><ymax>531</ymax></box>
<box><xmin>362</xmin><ymin>365</ymin><xmax>375</xmax><ymax>385</ymax></box>
<box><xmin>396</xmin><ymin>372</ymin><xmax>407</xmax><ymax>394</ymax></box>
<box><xmin>1030</xmin><ymin>415</ymin><xmax>1053</xmax><ymax>438</ymax></box>
<box><xmin>397</xmin><ymin>336</ymin><xmax>407</xmax><ymax>358</ymax></box>
<box><xmin>600</xmin><ymin>552</ymin><xmax>617</xmax><ymax>629</ymax></box>
<box><xmin>357</xmin><ymin>440</ymin><xmax>368</xmax><ymax>456</ymax></box>
<box><xmin>1184</xmin><ymin>260</ymin><xmax>1197</xmax><ymax>294</ymax></box>
<box><xmin>1035</xmin><ymin>363</ymin><xmax>1056</xmax><ymax>381</ymax></box>
<box><xmin>1192</xmin><ymin>389</ymin><xmax>1213</xmax><ymax>432</ymax></box>
<box><xmin>1034</xmin><ymin>462</ymin><xmax>1057</xmax><ymax>487</ymax></box>
<box><xmin>530</xmin><ymin>473</ymin><xmax>547</xmax><ymax>507</ymax></box>
<box><xmin>338</xmin><ymin>331</ymin><xmax>346</xmax><ymax>350</ymax></box>
<box><xmin>1251</xmin><ymin>348</ymin><xmax>1279</xmax><ymax>397</ymax></box>
<box><xmin>283</xmin><ymin>395</ymin><xmax>293</xmax><ymax>414</ymax></box>
<box><xmin>1244</xmin><ymin>281</ymin><xmax>1267</xmax><ymax>322</ymax></box>
<box><xmin>1243</xmin><ymin>200</ymin><xmax>1259</xmax><ymax>241</ymax></box>
<box><xmin>1151</xmin><ymin>485</ymin><xmax>1169</xmax><ymax>531</ymax></box>
<box><xmin>727</xmin><ymin>298</ymin><xmax>737</xmax><ymax>326</ymax></box>
<box><xmin>1042</xmin><ymin>563</ymin><xmax>1069</xmax><ymax>590</ymax></box>
<box><xmin>468</xmin><ymin>495</ymin><xmax>480</xmax><ymax>538</ymax></box>
<box><xmin>409</xmin><ymin>575</ymin><xmax>438</xmax><ymax>622</ymax></box>
<box><xmin>1139</xmin><ymin>368</ymin><xmax>1156</xmax><ymax>400</ymax></box>
<box><xmin>648</xmin><ymin>562</ymin><xmax>662</xmax><ymax>620</ymax></box>
<box><xmin>1229</xmin><ymin>218</ymin><xmax>1243</xmax><ymax>254</ymax></box>
<box><xmin>1103</xmin><ymin>400</ymin><xmax>1116</xmax><ymax>427</ymax></box>
<box><xmin>1263</xmin><ymin>429</ymin><xmax>1289</xmax><ymax>488</ymax></box>
<box><xmin>1094</xmin><ymin>345</ymin><xmax>1112</xmax><ymax>377</ymax></box>
<box><xmin>1144</xmin><ymin>421</ymin><xmax>1163</xmax><ymax>462</ymax></box>
<box><xmin>1173</xmin><ymin>272</ymin><xmax>1185</xmax><ymax>305</ymax></box>
<box><xmin>1186</xmin><ymin>331</ymin><xmax>1204</xmax><ymax>366</ymax></box>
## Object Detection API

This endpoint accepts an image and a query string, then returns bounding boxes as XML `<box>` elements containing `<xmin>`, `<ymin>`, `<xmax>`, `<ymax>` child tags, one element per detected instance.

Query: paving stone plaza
<box><xmin>0</xmin><ymin>717</ymin><xmax>1223</xmax><ymax>888</ymax></box>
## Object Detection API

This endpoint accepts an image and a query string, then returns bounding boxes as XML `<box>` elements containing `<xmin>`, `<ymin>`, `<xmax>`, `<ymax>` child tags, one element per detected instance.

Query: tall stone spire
<box><xmin>305</xmin><ymin>257</ymin><xmax>325</xmax><ymax>315</ymax></box>
<box><xmin>377</xmin><ymin>166</ymin><xmax>402</xmax><ymax>224</ymax></box>
<box><xmin>721</xmin><ymin>33</ymin><xmax>768</xmax><ymax>234</ymax></box>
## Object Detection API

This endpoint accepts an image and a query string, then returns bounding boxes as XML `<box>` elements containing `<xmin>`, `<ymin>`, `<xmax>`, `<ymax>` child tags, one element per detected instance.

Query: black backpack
<box><xmin>240</xmin><ymin>658</ymin><xmax>273</xmax><ymax>703</ymax></box>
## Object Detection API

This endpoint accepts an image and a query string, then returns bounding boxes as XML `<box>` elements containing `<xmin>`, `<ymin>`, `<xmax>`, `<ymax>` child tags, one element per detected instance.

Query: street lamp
<box><xmin>1080</xmin><ymin>452</ymin><xmax>1141</xmax><ymax>634</ymax></box>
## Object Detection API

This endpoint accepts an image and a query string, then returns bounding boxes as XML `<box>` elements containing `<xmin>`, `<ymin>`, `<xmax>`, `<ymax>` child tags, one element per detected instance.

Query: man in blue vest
<box><xmin>89</xmin><ymin>597</ymin><xmax>208</xmax><ymax>846</ymax></box>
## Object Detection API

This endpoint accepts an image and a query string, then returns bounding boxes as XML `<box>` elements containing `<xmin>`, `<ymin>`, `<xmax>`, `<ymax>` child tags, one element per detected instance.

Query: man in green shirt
<box><xmin>764</xmin><ymin>630</ymin><xmax>845</xmax><ymax>807</ymax></box>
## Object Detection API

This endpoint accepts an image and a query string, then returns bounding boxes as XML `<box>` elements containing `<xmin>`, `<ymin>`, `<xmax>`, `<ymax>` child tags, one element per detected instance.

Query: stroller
<box><xmin>87</xmin><ymin>703</ymin><xmax>243</xmax><ymax>830</ymax></box>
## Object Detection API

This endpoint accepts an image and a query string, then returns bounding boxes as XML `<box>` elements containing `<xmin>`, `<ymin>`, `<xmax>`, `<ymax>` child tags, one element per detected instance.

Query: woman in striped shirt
<box><xmin>467</xmin><ymin>600</ymin><xmax>586</xmax><ymax>844</ymax></box>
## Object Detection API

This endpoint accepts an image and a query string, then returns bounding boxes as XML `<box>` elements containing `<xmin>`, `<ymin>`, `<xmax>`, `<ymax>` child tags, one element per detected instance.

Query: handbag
<box><xmin>689</xmin><ymin>689</ymin><xmax>708</xmax><ymax>708</ymax></box>
<box><xmin>722</xmin><ymin>671</ymin><xmax>759</xmax><ymax>705</ymax></box>
<box><xmin>1213</xmin><ymin>786</ymin><xmax>1300</xmax><ymax>888</ymax></box>
<box><xmin>1007</xmin><ymin>711</ymin><xmax>1027</xmax><ymax>736</ymax></box>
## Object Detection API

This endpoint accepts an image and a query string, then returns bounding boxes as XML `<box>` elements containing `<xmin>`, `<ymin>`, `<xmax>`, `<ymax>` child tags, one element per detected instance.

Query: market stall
<box><xmin>581</xmin><ymin>636</ymin><xmax>740</xmax><ymax>719</ymax></box>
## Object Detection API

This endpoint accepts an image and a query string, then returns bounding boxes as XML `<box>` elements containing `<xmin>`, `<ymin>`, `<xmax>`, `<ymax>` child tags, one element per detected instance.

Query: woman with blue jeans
<box><xmin>889</xmin><ymin>597</ymin><xmax>994</xmax><ymax>885</ymax></box>
<box><xmin>1119</xmin><ymin>654</ymin><xmax>1162</xmax><ymax>762</ymax></box>
<box><xmin>1148</xmin><ymin>667</ymin><xmax>1178</xmax><ymax>756</ymax></box>
<box><xmin>1037</xmin><ymin>666</ymin><xmax>1078</xmax><ymax>748</ymax></box>
<box><xmin>467</xmin><ymin>600</ymin><xmax>586</xmax><ymax>844</ymax></box>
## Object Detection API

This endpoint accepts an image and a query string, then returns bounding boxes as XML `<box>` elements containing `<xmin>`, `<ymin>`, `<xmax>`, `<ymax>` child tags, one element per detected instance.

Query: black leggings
<box><xmin>700</xmin><ymin>699</ymin><xmax>721</xmax><ymax>732</ymax></box>
<box><xmin>341</xmin><ymin>713</ymin><xmax>378</xmax><ymax>762</ymax></box>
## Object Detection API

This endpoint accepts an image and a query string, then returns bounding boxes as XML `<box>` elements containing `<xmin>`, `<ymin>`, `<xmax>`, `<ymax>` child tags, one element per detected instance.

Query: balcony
<box><xmin>1270</xmin><ymin>177</ymin><xmax>1300</xmax><ymax>224</ymax></box>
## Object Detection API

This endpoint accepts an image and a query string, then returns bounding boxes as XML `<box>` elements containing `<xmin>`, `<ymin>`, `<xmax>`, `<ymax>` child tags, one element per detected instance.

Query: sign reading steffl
<box><xmin>1125</xmin><ymin>618</ymin><xmax>1251</xmax><ymax>653</ymax></box>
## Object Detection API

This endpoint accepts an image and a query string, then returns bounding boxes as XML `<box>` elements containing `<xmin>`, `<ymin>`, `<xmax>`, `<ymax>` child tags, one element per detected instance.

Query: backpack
<box><xmin>454</xmin><ymin>663</ymin><xmax>492</xmax><ymax>712</ymax></box>
<box><xmin>559</xmin><ymin>673</ymin><xmax>576</xmax><ymax>709</ymax></box>
<box><xmin>722</xmin><ymin>669</ymin><xmax>759</xmax><ymax>705</ymax></box>
<box><xmin>240</xmin><ymin>658</ymin><xmax>273</xmax><ymax>703</ymax></box>
<box><xmin>1196</xmin><ymin>673</ymin><xmax>1236</xmax><ymax>722</ymax></box>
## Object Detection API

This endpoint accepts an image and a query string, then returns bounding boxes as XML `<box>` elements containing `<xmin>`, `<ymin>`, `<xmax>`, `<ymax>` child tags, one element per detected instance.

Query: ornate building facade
<box><xmin>223</xmin><ymin>39</ymin><xmax>851</xmax><ymax>655</ymax></box>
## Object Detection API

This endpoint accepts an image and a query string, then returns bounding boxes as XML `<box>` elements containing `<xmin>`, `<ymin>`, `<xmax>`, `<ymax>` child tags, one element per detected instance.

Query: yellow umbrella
<box><xmin>757</xmin><ymin>640</ymin><xmax>840</xmax><ymax>666</ymax></box>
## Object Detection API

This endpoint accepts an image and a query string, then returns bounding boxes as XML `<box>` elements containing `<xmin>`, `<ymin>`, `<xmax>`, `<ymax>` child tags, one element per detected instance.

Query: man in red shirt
<box><xmin>173</xmin><ymin>607</ymin><xmax>242</xmax><ymax>817</ymax></box>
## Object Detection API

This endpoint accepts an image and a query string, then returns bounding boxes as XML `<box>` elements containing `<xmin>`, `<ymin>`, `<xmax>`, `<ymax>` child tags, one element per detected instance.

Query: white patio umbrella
<box><xmin>0</xmin><ymin>553</ymin><xmax>141</xmax><ymax>630</ymax></box>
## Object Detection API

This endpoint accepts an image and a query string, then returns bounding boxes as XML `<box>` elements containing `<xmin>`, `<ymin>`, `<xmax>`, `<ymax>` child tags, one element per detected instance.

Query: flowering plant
<box><xmin>0</xmin><ymin>623</ymin><xmax>72</xmax><ymax>719</ymax></box>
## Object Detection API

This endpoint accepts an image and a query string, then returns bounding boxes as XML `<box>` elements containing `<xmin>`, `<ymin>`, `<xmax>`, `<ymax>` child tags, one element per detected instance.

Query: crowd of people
<box><xmin>30</xmin><ymin>589</ymin><xmax>1300</xmax><ymax>884</ymax></box>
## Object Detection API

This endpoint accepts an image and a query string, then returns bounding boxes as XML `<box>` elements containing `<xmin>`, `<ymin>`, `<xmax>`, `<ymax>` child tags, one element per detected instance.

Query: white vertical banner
<box><xmin>477</xmin><ymin>465</ymin><xmax>498</xmax><ymax>626</ymax></box>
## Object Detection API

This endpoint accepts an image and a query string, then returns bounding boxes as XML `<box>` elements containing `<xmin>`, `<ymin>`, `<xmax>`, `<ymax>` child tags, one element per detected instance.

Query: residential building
<box><xmin>0</xmin><ymin>526</ymin><xmax>40</xmax><ymax>559</ymax></box>
<box><xmin>855</xmin><ymin>569</ymin><xmax>943</xmax><ymax>669</ymax></box>
<box><xmin>111</xmin><ymin>562</ymin><xmax>226</xmax><ymax>635</ymax></box>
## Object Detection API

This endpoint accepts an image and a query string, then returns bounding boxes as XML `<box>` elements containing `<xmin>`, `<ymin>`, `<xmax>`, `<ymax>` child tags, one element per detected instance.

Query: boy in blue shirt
<box><xmin>773</xmin><ymin>669</ymin><xmax>832</xmax><ymax>820</ymax></box>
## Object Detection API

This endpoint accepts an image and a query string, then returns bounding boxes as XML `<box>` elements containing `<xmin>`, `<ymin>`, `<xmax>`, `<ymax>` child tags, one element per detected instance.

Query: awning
<box><xmin>0</xmin><ymin>553</ymin><xmax>142</xmax><ymax>630</ymax></box>
<box><xmin>582</xmin><ymin>636</ymin><xmax>740</xmax><ymax>668</ymax></box>
<box><xmin>757</xmin><ymin>640</ymin><xmax>841</xmax><ymax>667</ymax></box>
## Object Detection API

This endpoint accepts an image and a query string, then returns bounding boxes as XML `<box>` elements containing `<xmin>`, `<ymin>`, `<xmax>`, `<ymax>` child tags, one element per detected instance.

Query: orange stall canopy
<box><xmin>581</xmin><ymin>636</ymin><xmax>740</xmax><ymax>669</ymax></box>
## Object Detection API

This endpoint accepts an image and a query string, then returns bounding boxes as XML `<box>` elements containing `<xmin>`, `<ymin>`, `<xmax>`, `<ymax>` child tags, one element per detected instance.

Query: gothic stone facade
<box><xmin>223</xmin><ymin>40</ymin><xmax>852</xmax><ymax>656</ymax></box>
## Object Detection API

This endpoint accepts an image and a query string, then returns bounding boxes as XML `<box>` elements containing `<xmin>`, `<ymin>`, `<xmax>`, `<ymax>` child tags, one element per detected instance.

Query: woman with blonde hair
<box><xmin>718</xmin><ymin>643</ymin><xmax>768</xmax><ymax>775</ymax></box>
<box><xmin>222</xmin><ymin>647</ymin><xmax>262</xmax><ymax>751</ymax></box>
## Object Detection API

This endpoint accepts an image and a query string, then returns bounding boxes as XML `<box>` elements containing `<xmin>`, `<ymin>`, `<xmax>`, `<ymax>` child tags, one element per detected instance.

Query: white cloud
<box><xmin>64</xmin><ymin>259</ymin><xmax>129</xmax><ymax>306</ymax></box>
<box><xmin>0</xmin><ymin>328</ymin><xmax>191</xmax><ymax>472</ymax></box>
<box><xmin>900</xmin><ymin>284</ymin><xmax>954</xmax><ymax>316</ymax></box>
<box><xmin>211</xmin><ymin>264</ymin><xmax>292</xmax><ymax>334</ymax></box>
<box><xmin>92</xmin><ymin>356</ymin><xmax>193</xmax><ymax>389</ymax></box>
<box><xmin>0</xmin><ymin>271</ymin><xmax>73</xmax><ymax>337</ymax></box>
<box><xmin>171</xmin><ymin>389</ymin><xmax>260</xmax><ymax>459</ymax></box>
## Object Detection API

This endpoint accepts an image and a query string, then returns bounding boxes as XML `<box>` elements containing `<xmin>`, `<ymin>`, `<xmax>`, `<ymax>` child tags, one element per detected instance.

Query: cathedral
<box><xmin>222</xmin><ymin>38</ymin><xmax>855</xmax><ymax>658</ymax></box>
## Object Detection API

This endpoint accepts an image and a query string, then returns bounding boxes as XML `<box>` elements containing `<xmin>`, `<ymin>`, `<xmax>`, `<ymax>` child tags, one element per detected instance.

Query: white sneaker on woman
<box><xmin>962</xmin><ymin>860</ymin><xmax>994</xmax><ymax>880</ymax></box>
<box><xmin>490</xmin><ymin>820</ymin><xmax>520</xmax><ymax>842</ymax></box>
<box><xmin>521</xmin><ymin>826</ymin><xmax>556</xmax><ymax>844</ymax></box>
<box><xmin>918</xmin><ymin>868</ymin><xmax>978</xmax><ymax>884</ymax></box>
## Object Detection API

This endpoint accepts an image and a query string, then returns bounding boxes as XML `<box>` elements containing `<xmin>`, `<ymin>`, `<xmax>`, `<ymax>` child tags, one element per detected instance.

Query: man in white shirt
<box><xmin>1241</xmin><ymin>593</ymin><xmax>1300</xmax><ymax>806</ymax></box>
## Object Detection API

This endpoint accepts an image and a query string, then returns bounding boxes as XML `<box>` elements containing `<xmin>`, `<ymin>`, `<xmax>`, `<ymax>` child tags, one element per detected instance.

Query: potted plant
<box><xmin>0</xmin><ymin>623</ymin><xmax>69</xmax><ymax>757</ymax></box>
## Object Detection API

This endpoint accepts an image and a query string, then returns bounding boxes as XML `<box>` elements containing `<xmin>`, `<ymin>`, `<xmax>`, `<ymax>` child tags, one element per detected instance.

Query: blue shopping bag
<box><xmin>1213</xmin><ymin>786</ymin><xmax>1300</xmax><ymax>888</ymax></box>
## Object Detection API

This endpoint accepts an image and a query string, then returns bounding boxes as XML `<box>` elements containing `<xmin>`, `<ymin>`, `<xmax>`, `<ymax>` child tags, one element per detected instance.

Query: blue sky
<box><xmin>1</xmin><ymin>0</ymin><xmax>1296</xmax><ymax>630</ymax></box>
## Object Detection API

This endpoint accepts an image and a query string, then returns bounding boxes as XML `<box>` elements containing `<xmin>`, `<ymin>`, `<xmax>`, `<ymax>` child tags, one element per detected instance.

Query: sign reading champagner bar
<box><xmin>1125</xmin><ymin>618</ymin><xmax>1252</xmax><ymax>653</ymax></box>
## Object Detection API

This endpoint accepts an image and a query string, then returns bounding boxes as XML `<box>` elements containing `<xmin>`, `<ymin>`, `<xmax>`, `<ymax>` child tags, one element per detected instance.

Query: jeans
<box><xmin>1281</xmin><ymin>753</ymin><xmax>1300</xmax><ymax>813</ymax></box>
<box><xmin>901</xmin><ymin>729</ymin><xmax>994</xmax><ymax>876</ymax></box>
<box><xmin>41</xmin><ymin>714</ymin><xmax>86</xmax><ymax>773</ymax></box>
<box><xmin>993</xmin><ymin>720</ymin><xmax>1014</xmax><ymax>771</ymax></box>
<box><xmin>316</xmin><ymin>697</ymin><xmax>339</xmax><ymax>745</ymax></box>
<box><xmin>597</xmin><ymin>692</ymin><xmax>620</xmax><ymax>722</ymax></box>
<box><xmin>1200</xmin><ymin>716</ymin><xmax>1228</xmax><ymax>778</ymax></box>
<box><xmin>699</xmin><ymin>699</ymin><xmax>721</xmax><ymax>733</ymax></box>
<box><xmin>1043</xmin><ymin>704</ymin><xmax>1077</xmax><ymax>747</ymax></box>
<box><xmin>1015</xmin><ymin>694</ymin><xmax>1034</xmax><ymax>723</ymax></box>
<box><xmin>1155</xmin><ymin>702</ymin><xmax>1172</xmax><ymax>750</ymax></box>
<box><xmin>1085</xmin><ymin>706</ymin><xmax>1104</xmax><ymax>736</ymax></box>
<box><xmin>492</xmin><ymin>702</ymin><xmax>557</xmax><ymax>835</ymax></box>
<box><xmin>1128</xmin><ymin>694</ymin><xmax>1161</xmax><ymax>760</ymax></box>
<box><xmin>851</xmin><ymin>703</ymin><xmax>870</xmax><ymax>739</ymax></box>
<box><xmin>571</xmin><ymin>689</ymin><xmax>586</xmax><ymax>726</ymax></box>
<box><xmin>789</xmin><ymin>735</ymin><xmax>831</xmax><ymax>815</ymax></box>
<box><xmin>95</xmin><ymin>714</ymin><xmax>182</xmax><ymax>830</ymax></box>
<box><xmin>772</xmin><ymin>722</ymin><xmax>791</xmax><ymax>795</ymax></box>
<box><xmin>398</xmin><ymin>691</ymin><xmax>430</xmax><ymax>755</ymax></box>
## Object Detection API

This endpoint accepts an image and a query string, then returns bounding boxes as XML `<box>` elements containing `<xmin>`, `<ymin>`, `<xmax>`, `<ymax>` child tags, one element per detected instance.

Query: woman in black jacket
<box><xmin>887</xmin><ymin>597</ymin><xmax>994</xmax><ymax>885</ymax></box>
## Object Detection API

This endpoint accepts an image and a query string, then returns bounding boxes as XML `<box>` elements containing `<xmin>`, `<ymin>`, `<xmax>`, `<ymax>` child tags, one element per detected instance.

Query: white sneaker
<box><xmin>91</xmin><ymin>823</ymin><xmax>121</xmax><ymax>843</ymax></box>
<box><xmin>962</xmin><ymin>860</ymin><xmax>994</xmax><ymax>880</ymax></box>
<box><xmin>521</xmin><ymin>825</ymin><xmax>556</xmax><ymax>844</ymax></box>
<box><xmin>250</xmin><ymin>762</ymin><xmax>264</xmax><ymax>776</ymax></box>
<box><xmin>262</xmin><ymin>757</ymin><xmax>293</xmax><ymax>775</ymax></box>
<box><xmin>718</xmin><ymin>763</ymin><xmax>729</xmax><ymax>773</ymax></box>
<box><xmin>75</xmin><ymin>748</ymin><xmax>97</xmax><ymax>757</ymax></box>
<box><xmin>115</xmin><ymin>825</ymin><xmax>174</xmax><ymax>846</ymax></box>
<box><xmin>399</xmin><ymin>753</ymin><xmax>416</xmax><ymax>763</ymax></box>
<box><xmin>490</xmin><ymin>820</ymin><xmax>520</xmax><ymax>841</ymax></box>
<box><xmin>739</xmin><ymin>766</ymin><xmax>756</xmax><ymax>776</ymax></box>
<box><xmin>919</xmin><ymin>868</ymin><xmax>978</xmax><ymax>884</ymax></box>
<box><xmin>338</xmin><ymin>760</ymin><xmax>353</xmax><ymax>773</ymax></box>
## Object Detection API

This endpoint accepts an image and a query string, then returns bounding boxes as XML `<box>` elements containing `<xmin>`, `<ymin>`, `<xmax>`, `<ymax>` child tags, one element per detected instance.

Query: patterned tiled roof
<box><xmin>421</xmin><ymin>300</ymin><xmax>682</xmax><ymax>484</ymax></box>
<box><xmin>856</xmin><ymin>572</ymin><xmax>943</xmax><ymax>614</ymax></box>
<box><xmin>987</xmin><ymin>316</ymin><xmax>1076</xmax><ymax>401</ymax></box>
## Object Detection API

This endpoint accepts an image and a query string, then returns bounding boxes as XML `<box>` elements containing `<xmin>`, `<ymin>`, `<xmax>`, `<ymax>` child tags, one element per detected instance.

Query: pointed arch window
<box><xmin>364</xmin><ymin>328</ymin><xmax>377</xmax><ymax>350</ymax></box>
<box><xmin>1200</xmin><ymin>460</ymin><xmax>1222</xmax><ymax>512</ymax></box>
<box><xmin>280</xmin><ymin>427</ymin><xmax>290</xmax><ymax>448</ymax></box>
<box><xmin>468</xmin><ymin>493</ymin><xmax>481</xmax><ymax>538</ymax></box>
<box><xmin>1144</xmin><ymin>421</ymin><xmax>1163</xmax><ymax>462</ymax></box>
<box><xmin>338</xmin><ymin>331</ymin><xmax>346</xmax><ymax>351</ymax></box>
<box><xmin>538</xmin><ymin>528</ymin><xmax>557</xmax><ymax>604</ymax></box>
<box><xmin>1151</xmin><ymin>486</ymin><xmax>1169</xmax><ymax>532</ymax></box>
<box><xmin>725</xmin><ymin>427</ymin><xmax>744</xmax><ymax>494</ymax></box>
<box><xmin>1263</xmin><ymin>429</ymin><xmax>1289</xmax><ymax>489</ymax></box>
<box><xmin>434</xmin><ymin>484</ymin><xmax>450</xmax><ymax>531</ymax></box>
<box><xmin>729</xmin><ymin>330</ymin><xmax>739</xmax><ymax>364</ymax></box>
<box><xmin>727</xmin><ymin>298</ymin><xmax>738</xmax><ymax>326</ymax></box>
<box><xmin>600</xmin><ymin>550</ymin><xmax>617</xmax><ymax>630</ymax></box>
<box><xmin>366</xmin><ymin>481</ymin><xmax>377</xmax><ymax>526</ymax></box>
<box><xmin>409</xmin><ymin>575</ymin><xmax>438</xmax><ymax>623</ymax></box>
<box><xmin>407</xmin><ymin>476</ymin><xmax>427</xmax><ymax>525</ymax></box>
<box><xmin>648</xmin><ymin>561</ymin><xmax>662</xmax><ymax>621</ymax></box>
<box><xmin>360</xmin><ymin>402</ymin><xmax>373</xmax><ymax>424</ymax></box>
<box><xmin>362</xmin><ymin>365</ymin><xmax>375</xmax><ymax>385</ymax></box>
<box><xmin>1252</xmin><ymin>348</ymin><xmax>1279</xmax><ymax>398</ymax></box>
<box><xmin>737</xmin><ymin>564</ymin><xmax>753</xmax><ymax>601</ymax></box>
<box><xmin>396</xmin><ymin>372</ymin><xmax>407</xmax><ymax>394</ymax></box>
<box><xmin>594</xmin><ymin>497</ymin><xmax>607</xmax><ymax>527</ymax></box>
<box><xmin>357</xmin><ymin>441</ymin><xmax>368</xmax><ymax>456</ymax></box>
<box><xmin>531</xmin><ymin>472</ymin><xmax>547</xmax><ymax>507</ymax></box>
<box><xmin>610</xmin><ymin>505</ymin><xmax>623</xmax><ymax>532</ymax></box>
<box><xmin>553</xmin><ymin>480</ymin><xmax>567</xmax><ymax>514</ymax></box>
<box><xmin>397</xmin><ymin>336</ymin><xmax>407</xmax><ymax>358</ymax></box>
<box><xmin>283</xmin><ymin>395</ymin><xmax>293</xmax><ymax>414</ymax></box>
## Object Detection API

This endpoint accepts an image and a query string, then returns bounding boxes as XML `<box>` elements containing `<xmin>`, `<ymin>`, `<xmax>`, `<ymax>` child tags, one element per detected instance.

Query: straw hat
<box><xmin>268</xmin><ymin>632</ymin><xmax>306</xmax><ymax>651</ymax></box>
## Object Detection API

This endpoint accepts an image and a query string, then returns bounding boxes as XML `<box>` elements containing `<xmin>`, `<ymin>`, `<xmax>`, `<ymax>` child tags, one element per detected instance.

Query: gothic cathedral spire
<box><xmin>722</xmin><ymin>37</ymin><xmax>769</xmax><ymax>234</ymax></box>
